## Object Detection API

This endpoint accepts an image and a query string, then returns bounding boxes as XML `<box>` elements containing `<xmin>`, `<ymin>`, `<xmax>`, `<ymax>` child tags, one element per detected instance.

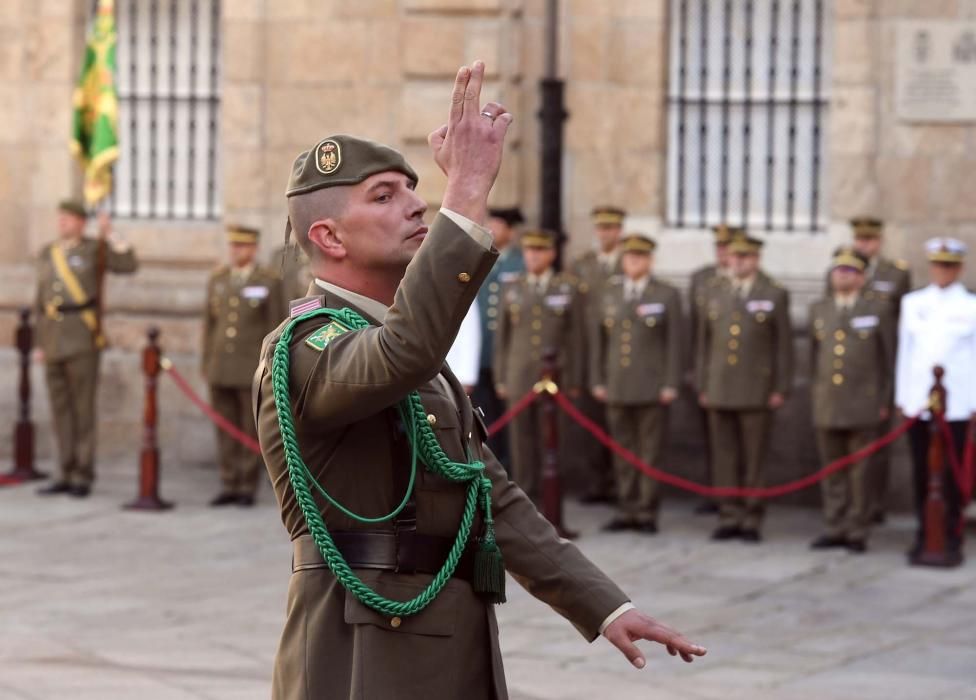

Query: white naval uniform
<box><xmin>895</xmin><ymin>282</ymin><xmax>976</xmax><ymax>421</ymax></box>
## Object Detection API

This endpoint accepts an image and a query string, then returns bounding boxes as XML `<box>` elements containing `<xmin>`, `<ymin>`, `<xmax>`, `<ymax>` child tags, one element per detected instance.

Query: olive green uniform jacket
<box><xmin>203</xmin><ymin>265</ymin><xmax>286</xmax><ymax>388</ymax></box>
<box><xmin>253</xmin><ymin>214</ymin><xmax>629</xmax><ymax>700</ymax></box>
<box><xmin>809</xmin><ymin>296</ymin><xmax>894</xmax><ymax>429</ymax></box>
<box><xmin>493</xmin><ymin>272</ymin><xmax>585</xmax><ymax>397</ymax></box>
<box><xmin>34</xmin><ymin>238</ymin><xmax>139</xmax><ymax>361</ymax></box>
<box><xmin>591</xmin><ymin>276</ymin><xmax>683</xmax><ymax>404</ymax></box>
<box><xmin>696</xmin><ymin>274</ymin><xmax>793</xmax><ymax>409</ymax></box>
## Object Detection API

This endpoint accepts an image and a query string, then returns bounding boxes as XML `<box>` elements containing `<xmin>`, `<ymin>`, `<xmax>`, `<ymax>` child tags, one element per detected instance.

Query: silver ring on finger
<box><xmin>481</xmin><ymin>110</ymin><xmax>495</xmax><ymax>120</ymax></box>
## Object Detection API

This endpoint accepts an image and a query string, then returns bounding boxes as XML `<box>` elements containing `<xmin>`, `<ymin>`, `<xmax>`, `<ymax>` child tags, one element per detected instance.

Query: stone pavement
<box><xmin>1</xmin><ymin>457</ymin><xmax>974</xmax><ymax>700</ymax></box>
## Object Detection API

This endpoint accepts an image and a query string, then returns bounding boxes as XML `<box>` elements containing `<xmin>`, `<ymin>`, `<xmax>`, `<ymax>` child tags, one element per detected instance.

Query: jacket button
<box><xmin>390</xmin><ymin>616</ymin><xmax>402</xmax><ymax>628</ymax></box>
<box><xmin>832</xmin><ymin>374</ymin><xmax>844</xmax><ymax>386</ymax></box>
<box><xmin>426</xmin><ymin>414</ymin><xmax>437</xmax><ymax>426</ymax></box>
<box><xmin>458</xmin><ymin>273</ymin><xmax>471</xmax><ymax>283</ymax></box>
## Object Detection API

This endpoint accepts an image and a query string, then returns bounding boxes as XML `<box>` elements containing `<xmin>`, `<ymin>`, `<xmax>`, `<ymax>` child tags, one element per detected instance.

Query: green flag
<box><xmin>70</xmin><ymin>0</ymin><xmax>119</xmax><ymax>206</ymax></box>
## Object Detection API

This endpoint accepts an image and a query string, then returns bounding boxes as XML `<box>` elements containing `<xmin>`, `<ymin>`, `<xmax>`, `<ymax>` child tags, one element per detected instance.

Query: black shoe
<box><xmin>68</xmin><ymin>484</ymin><xmax>90</xmax><ymax>498</ymax></box>
<box><xmin>634</xmin><ymin>521</ymin><xmax>658</xmax><ymax>535</ymax></box>
<box><xmin>602</xmin><ymin>517</ymin><xmax>636</xmax><ymax>532</ymax></box>
<box><xmin>694</xmin><ymin>501</ymin><xmax>719</xmax><ymax>515</ymax></box>
<box><xmin>581</xmin><ymin>492</ymin><xmax>614</xmax><ymax>505</ymax></box>
<box><xmin>739</xmin><ymin>529</ymin><xmax>762</xmax><ymax>543</ymax></box>
<box><xmin>846</xmin><ymin>540</ymin><xmax>867</xmax><ymax>554</ymax></box>
<box><xmin>37</xmin><ymin>481</ymin><xmax>72</xmax><ymax>496</ymax></box>
<box><xmin>210</xmin><ymin>492</ymin><xmax>239</xmax><ymax>507</ymax></box>
<box><xmin>871</xmin><ymin>512</ymin><xmax>886</xmax><ymax>525</ymax></box>
<box><xmin>810</xmin><ymin>534</ymin><xmax>848</xmax><ymax>550</ymax></box>
<box><xmin>711</xmin><ymin>525</ymin><xmax>741</xmax><ymax>541</ymax></box>
<box><xmin>237</xmin><ymin>495</ymin><xmax>255</xmax><ymax>507</ymax></box>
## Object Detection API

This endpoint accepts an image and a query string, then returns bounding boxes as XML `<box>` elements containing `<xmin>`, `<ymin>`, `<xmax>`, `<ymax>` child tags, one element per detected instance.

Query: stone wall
<box><xmin>832</xmin><ymin>0</ymin><xmax>976</xmax><ymax>285</ymax></box>
<box><xmin>0</xmin><ymin>0</ymin><xmax>969</xmax><ymax>509</ymax></box>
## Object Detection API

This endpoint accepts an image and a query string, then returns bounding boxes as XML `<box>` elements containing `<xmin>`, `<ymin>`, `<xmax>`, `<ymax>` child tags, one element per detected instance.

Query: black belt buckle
<box><xmin>394</xmin><ymin>516</ymin><xmax>417</xmax><ymax>574</ymax></box>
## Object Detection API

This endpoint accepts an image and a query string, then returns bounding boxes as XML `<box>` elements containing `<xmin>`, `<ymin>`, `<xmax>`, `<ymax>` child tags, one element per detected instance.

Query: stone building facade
<box><xmin>0</xmin><ymin>0</ymin><xmax>974</xmax><ymax>505</ymax></box>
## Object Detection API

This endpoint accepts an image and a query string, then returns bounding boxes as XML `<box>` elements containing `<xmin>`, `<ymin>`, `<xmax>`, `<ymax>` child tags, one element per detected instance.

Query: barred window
<box><xmin>666</xmin><ymin>0</ymin><xmax>830</xmax><ymax>232</ymax></box>
<box><xmin>110</xmin><ymin>0</ymin><xmax>221</xmax><ymax>220</ymax></box>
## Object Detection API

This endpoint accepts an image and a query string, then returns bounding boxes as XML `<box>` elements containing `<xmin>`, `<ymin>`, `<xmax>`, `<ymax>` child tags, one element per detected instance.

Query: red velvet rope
<box><xmin>163</xmin><ymin>362</ymin><xmax>263</xmax><ymax>455</ymax></box>
<box><xmin>552</xmin><ymin>390</ymin><xmax>919</xmax><ymax>499</ymax></box>
<box><xmin>486</xmin><ymin>390</ymin><xmax>540</xmax><ymax>437</ymax></box>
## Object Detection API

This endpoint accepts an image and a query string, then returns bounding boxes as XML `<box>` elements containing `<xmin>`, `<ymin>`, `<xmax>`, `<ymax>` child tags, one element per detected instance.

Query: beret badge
<box><xmin>316</xmin><ymin>139</ymin><xmax>341</xmax><ymax>175</ymax></box>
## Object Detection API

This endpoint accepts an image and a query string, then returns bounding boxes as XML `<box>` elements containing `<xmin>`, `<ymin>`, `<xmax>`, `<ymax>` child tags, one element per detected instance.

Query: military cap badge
<box><xmin>316</xmin><ymin>139</ymin><xmax>342</xmax><ymax>175</ymax></box>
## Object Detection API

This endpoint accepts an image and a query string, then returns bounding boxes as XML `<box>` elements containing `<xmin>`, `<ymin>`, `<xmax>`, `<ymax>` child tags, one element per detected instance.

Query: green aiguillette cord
<box><xmin>270</xmin><ymin>307</ymin><xmax>505</xmax><ymax>618</ymax></box>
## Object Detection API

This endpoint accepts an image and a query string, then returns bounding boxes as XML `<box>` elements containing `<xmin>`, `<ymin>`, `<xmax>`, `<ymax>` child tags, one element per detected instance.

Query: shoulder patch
<box><xmin>305</xmin><ymin>321</ymin><xmax>349</xmax><ymax>352</ymax></box>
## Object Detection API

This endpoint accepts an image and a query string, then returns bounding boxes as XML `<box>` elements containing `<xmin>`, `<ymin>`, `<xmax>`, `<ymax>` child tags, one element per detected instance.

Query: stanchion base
<box><xmin>909</xmin><ymin>550</ymin><xmax>963</xmax><ymax>568</ymax></box>
<box><xmin>123</xmin><ymin>497</ymin><xmax>174</xmax><ymax>512</ymax></box>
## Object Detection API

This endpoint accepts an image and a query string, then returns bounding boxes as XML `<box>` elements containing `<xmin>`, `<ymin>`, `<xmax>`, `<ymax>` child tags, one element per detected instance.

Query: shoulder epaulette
<box><xmin>894</xmin><ymin>259</ymin><xmax>909</xmax><ymax>271</ymax></box>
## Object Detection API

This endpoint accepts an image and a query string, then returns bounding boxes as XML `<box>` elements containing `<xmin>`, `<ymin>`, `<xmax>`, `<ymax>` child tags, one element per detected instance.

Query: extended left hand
<box><xmin>603</xmin><ymin>609</ymin><xmax>706</xmax><ymax>669</ymax></box>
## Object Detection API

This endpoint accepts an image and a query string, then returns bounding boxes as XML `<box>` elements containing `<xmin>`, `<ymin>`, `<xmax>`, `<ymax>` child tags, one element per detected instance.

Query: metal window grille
<box><xmin>666</xmin><ymin>0</ymin><xmax>830</xmax><ymax>232</ymax></box>
<box><xmin>104</xmin><ymin>0</ymin><xmax>221</xmax><ymax>220</ymax></box>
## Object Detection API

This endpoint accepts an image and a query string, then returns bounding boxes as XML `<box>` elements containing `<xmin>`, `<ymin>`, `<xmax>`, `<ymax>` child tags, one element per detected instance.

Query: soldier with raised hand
<box><xmin>493</xmin><ymin>227</ymin><xmax>585</xmax><ymax>498</ymax></box>
<box><xmin>809</xmin><ymin>247</ymin><xmax>894</xmax><ymax>554</ymax></box>
<box><xmin>571</xmin><ymin>206</ymin><xmax>626</xmax><ymax>504</ymax></box>
<box><xmin>253</xmin><ymin>61</ymin><xmax>705</xmax><ymax>699</ymax></box>
<box><xmin>591</xmin><ymin>233</ymin><xmax>682</xmax><ymax>534</ymax></box>
<box><xmin>696</xmin><ymin>233</ymin><xmax>793</xmax><ymax>543</ymax></box>
<box><xmin>203</xmin><ymin>224</ymin><xmax>285</xmax><ymax>507</ymax></box>
<box><xmin>847</xmin><ymin>217</ymin><xmax>912</xmax><ymax>526</ymax></box>
<box><xmin>36</xmin><ymin>200</ymin><xmax>138</xmax><ymax>498</ymax></box>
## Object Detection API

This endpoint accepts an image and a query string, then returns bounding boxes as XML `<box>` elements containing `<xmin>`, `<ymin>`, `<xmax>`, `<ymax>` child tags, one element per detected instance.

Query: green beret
<box><xmin>286</xmin><ymin>135</ymin><xmax>419</xmax><ymax>198</ymax></box>
<box><xmin>58</xmin><ymin>199</ymin><xmax>87</xmax><ymax>218</ymax></box>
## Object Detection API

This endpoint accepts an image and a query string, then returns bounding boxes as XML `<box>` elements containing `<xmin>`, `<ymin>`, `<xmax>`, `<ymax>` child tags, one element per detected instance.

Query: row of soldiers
<box><xmin>33</xmin><ymin>200</ymin><xmax>309</xmax><ymax>506</ymax></box>
<box><xmin>477</xmin><ymin>207</ymin><xmax>971</xmax><ymax>556</ymax></box>
<box><xmin>31</xmin><ymin>199</ymin><xmax>972</xmax><ymax>563</ymax></box>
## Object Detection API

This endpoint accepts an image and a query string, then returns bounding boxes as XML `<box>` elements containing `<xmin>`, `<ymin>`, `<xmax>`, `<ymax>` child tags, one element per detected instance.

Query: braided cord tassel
<box><xmin>271</xmin><ymin>308</ymin><xmax>505</xmax><ymax>618</ymax></box>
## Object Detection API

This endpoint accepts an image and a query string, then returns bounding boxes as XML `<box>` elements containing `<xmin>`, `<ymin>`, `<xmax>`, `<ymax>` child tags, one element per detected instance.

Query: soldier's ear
<box><xmin>308</xmin><ymin>218</ymin><xmax>346</xmax><ymax>261</ymax></box>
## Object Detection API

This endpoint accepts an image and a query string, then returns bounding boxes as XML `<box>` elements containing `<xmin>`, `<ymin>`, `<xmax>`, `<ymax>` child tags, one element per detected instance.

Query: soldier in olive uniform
<box><xmin>687</xmin><ymin>225</ymin><xmax>739</xmax><ymax>514</ymax></box>
<box><xmin>590</xmin><ymin>233</ymin><xmax>682</xmax><ymax>533</ymax></box>
<box><xmin>697</xmin><ymin>234</ymin><xmax>793</xmax><ymax>542</ymax></box>
<box><xmin>849</xmin><ymin>217</ymin><xmax>911</xmax><ymax>525</ymax></box>
<box><xmin>36</xmin><ymin>200</ymin><xmax>139</xmax><ymax>498</ymax></box>
<box><xmin>269</xmin><ymin>241</ymin><xmax>312</xmax><ymax>302</ymax></box>
<box><xmin>809</xmin><ymin>247</ymin><xmax>894</xmax><ymax>553</ymax></box>
<box><xmin>203</xmin><ymin>225</ymin><xmax>285</xmax><ymax>506</ymax></box>
<box><xmin>473</xmin><ymin>206</ymin><xmax>525</xmax><ymax>467</ymax></box>
<box><xmin>494</xmin><ymin>228</ymin><xmax>585</xmax><ymax>498</ymax></box>
<box><xmin>570</xmin><ymin>206</ymin><xmax>626</xmax><ymax>503</ymax></box>
<box><xmin>252</xmin><ymin>63</ymin><xmax>704</xmax><ymax>699</ymax></box>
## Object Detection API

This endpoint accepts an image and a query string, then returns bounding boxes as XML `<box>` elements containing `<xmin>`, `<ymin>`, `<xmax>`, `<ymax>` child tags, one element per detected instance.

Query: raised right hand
<box><xmin>428</xmin><ymin>61</ymin><xmax>513</xmax><ymax>224</ymax></box>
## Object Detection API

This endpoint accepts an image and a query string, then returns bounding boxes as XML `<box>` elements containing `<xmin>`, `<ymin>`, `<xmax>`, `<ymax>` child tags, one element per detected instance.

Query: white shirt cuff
<box><xmin>599</xmin><ymin>602</ymin><xmax>635</xmax><ymax>635</ymax></box>
<box><xmin>439</xmin><ymin>208</ymin><xmax>494</xmax><ymax>250</ymax></box>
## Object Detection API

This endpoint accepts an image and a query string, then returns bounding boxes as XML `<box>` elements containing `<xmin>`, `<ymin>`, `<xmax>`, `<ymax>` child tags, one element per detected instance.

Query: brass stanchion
<box><xmin>5</xmin><ymin>308</ymin><xmax>44</xmax><ymax>481</ymax></box>
<box><xmin>539</xmin><ymin>350</ymin><xmax>576</xmax><ymax>539</ymax></box>
<box><xmin>124</xmin><ymin>327</ymin><xmax>173</xmax><ymax>511</ymax></box>
<box><xmin>911</xmin><ymin>366</ymin><xmax>960</xmax><ymax>567</ymax></box>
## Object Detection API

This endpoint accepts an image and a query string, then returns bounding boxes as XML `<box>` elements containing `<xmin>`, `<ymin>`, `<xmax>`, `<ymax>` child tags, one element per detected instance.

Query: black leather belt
<box><xmin>57</xmin><ymin>298</ymin><xmax>98</xmax><ymax>313</ymax></box>
<box><xmin>292</xmin><ymin>531</ymin><xmax>475</xmax><ymax>583</ymax></box>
